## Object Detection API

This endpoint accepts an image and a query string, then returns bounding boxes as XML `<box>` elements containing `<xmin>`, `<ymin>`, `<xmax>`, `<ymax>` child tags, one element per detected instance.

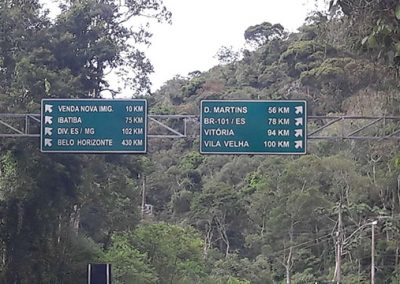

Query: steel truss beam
<box><xmin>147</xmin><ymin>115</ymin><xmax>199</xmax><ymax>138</ymax></box>
<box><xmin>307</xmin><ymin>116</ymin><xmax>400</xmax><ymax>140</ymax></box>
<box><xmin>0</xmin><ymin>114</ymin><xmax>399</xmax><ymax>140</ymax></box>
<box><xmin>0</xmin><ymin>114</ymin><xmax>41</xmax><ymax>137</ymax></box>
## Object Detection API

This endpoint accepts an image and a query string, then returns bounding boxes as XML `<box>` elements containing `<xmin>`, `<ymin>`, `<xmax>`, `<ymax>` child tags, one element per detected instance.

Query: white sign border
<box><xmin>200</xmin><ymin>99</ymin><xmax>307</xmax><ymax>155</ymax></box>
<box><xmin>40</xmin><ymin>98</ymin><xmax>148</xmax><ymax>154</ymax></box>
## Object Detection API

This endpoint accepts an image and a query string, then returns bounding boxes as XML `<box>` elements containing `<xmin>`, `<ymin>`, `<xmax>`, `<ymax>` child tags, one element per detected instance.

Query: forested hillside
<box><xmin>1</xmin><ymin>0</ymin><xmax>400</xmax><ymax>283</ymax></box>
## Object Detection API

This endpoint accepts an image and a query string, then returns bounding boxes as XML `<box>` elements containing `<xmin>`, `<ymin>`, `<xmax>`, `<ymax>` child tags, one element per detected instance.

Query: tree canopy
<box><xmin>2</xmin><ymin>1</ymin><xmax>400</xmax><ymax>283</ymax></box>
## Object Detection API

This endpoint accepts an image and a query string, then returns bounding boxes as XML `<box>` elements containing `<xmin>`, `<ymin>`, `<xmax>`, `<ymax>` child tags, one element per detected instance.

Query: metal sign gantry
<box><xmin>0</xmin><ymin>114</ymin><xmax>41</xmax><ymax>137</ymax></box>
<box><xmin>308</xmin><ymin>115</ymin><xmax>400</xmax><ymax>140</ymax></box>
<box><xmin>0</xmin><ymin>113</ymin><xmax>400</xmax><ymax>140</ymax></box>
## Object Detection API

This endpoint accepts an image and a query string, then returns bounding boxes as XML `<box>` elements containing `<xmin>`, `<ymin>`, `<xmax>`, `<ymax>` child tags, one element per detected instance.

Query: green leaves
<box><xmin>44</xmin><ymin>78</ymin><xmax>51</xmax><ymax>96</ymax></box>
<box><xmin>104</xmin><ymin>234</ymin><xmax>157</xmax><ymax>284</ymax></box>
<box><xmin>108</xmin><ymin>223</ymin><xmax>205</xmax><ymax>284</ymax></box>
<box><xmin>395</xmin><ymin>5</ymin><xmax>400</xmax><ymax>20</ymax></box>
<box><xmin>244</xmin><ymin>22</ymin><xmax>286</xmax><ymax>47</ymax></box>
<box><xmin>367</xmin><ymin>35</ymin><xmax>377</xmax><ymax>49</ymax></box>
<box><xmin>2</xmin><ymin>1</ymin><xmax>400</xmax><ymax>283</ymax></box>
<box><xmin>0</xmin><ymin>2</ymin><xmax>172</xmax><ymax>281</ymax></box>
<box><xmin>395</xmin><ymin>42</ymin><xmax>400</xmax><ymax>57</ymax></box>
<box><xmin>336</xmin><ymin>1</ymin><xmax>400</xmax><ymax>68</ymax></box>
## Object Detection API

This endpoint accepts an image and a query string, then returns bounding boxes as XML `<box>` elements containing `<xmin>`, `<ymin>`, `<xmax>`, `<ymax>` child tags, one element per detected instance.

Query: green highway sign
<box><xmin>200</xmin><ymin>100</ymin><xmax>307</xmax><ymax>154</ymax></box>
<box><xmin>41</xmin><ymin>99</ymin><xmax>147</xmax><ymax>153</ymax></box>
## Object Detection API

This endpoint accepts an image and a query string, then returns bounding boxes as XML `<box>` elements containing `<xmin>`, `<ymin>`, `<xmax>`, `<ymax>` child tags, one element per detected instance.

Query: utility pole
<box><xmin>371</xmin><ymin>220</ymin><xmax>378</xmax><ymax>284</ymax></box>
<box><xmin>338</xmin><ymin>218</ymin><xmax>383</xmax><ymax>284</ymax></box>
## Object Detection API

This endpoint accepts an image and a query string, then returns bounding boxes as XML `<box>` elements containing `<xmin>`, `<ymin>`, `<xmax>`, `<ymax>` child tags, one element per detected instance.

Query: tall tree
<box><xmin>0</xmin><ymin>0</ymin><xmax>171</xmax><ymax>282</ymax></box>
<box><xmin>244</xmin><ymin>22</ymin><xmax>286</xmax><ymax>48</ymax></box>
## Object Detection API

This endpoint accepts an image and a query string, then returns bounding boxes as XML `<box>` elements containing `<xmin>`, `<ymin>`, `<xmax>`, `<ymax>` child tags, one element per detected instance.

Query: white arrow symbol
<box><xmin>295</xmin><ymin>106</ymin><xmax>303</xmax><ymax>114</ymax></box>
<box><xmin>295</xmin><ymin>140</ymin><xmax>303</xmax><ymax>149</ymax></box>
<box><xmin>295</xmin><ymin>117</ymin><xmax>303</xmax><ymax>126</ymax></box>
<box><xmin>44</xmin><ymin>138</ymin><xmax>52</xmax><ymax>147</ymax></box>
<box><xmin>45</xmin><ymin>104</ymin><xmax>53</xmax><ymax>113</ymax></box>
<box><xmin>44</xmin><ymin>116</ymin><xmax>53</xmax><ymax>124</ymax></box>
<box><xmin>45</xmin><ymin>127</ymin><xmax>53</xmax><ymax>136</ymax></box>
<box><xmin>295</xmin><ymin>129</ymin><xmax>303</xmax><ymax>137</ymax></box>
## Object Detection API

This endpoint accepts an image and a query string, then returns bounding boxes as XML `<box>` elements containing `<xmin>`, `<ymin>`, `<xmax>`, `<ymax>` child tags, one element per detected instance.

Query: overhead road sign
<box><xmin>41</xmin><ymin>99</ymin><xmax>147</xmax><ymax>153</ymax></box>
<box><xmin>200</xmin><ymin>100</ymin><xmax>307</xmax><ymax>154</ymax></box>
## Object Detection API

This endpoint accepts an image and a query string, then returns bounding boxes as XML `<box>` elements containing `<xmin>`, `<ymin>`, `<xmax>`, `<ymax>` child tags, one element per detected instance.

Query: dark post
<box><xmin>88</xmin><ymin>264</ymin><xmax>111</xmax><ymax>284</ymax></box>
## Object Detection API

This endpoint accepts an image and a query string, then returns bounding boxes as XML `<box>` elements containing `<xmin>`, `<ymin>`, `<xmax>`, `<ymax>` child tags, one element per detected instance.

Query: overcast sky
<box><xmin>147</xmin><ymin>0</ymin><xmax>325</xmax><ymax>91</ymax></box>
<box><xmin>41</xmin><ymin>0</ymin><xmax>327</xmax><ymax>95</ymax></box>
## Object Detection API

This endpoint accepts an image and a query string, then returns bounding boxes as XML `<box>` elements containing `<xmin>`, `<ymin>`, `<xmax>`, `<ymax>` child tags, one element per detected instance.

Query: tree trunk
<box><xmin>215</xmin><ymin>215</ymin><xmax>230</xmax><ymax>258</ymax></box>
<box><xmin>57</xmin><ymin>214</ymin><xmax>62</xmax><ymax>244</ymax></box>
<box><xmin>70</xmin><ymin>204</ymin><xmax>80</xmax><ymax>235</ymax></box>
<box><xmin>285</xmin><ymin>222</ymin><xmax>294</xmax><ymax>284</ymax></box>
<box><xmin>334</xmin><ymin>203</ymin><xmax>343</xmax><ymax>284</ymax></box>
<box><xmin>203</xmin><ymin>221</ymin><xmax>213</xmax><ymax>259</ymax></box>
<box><xmin>286</xmin><ymin>250</ymin><xmax>292</xmax><ymax>284</ymax></box>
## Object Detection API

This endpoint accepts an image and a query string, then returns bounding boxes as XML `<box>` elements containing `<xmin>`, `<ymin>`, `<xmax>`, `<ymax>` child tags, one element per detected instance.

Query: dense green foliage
<box><xmin>2</xmin><ymin>0</ymin><xmax>400</xmax><ymax>283</ymax></box>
